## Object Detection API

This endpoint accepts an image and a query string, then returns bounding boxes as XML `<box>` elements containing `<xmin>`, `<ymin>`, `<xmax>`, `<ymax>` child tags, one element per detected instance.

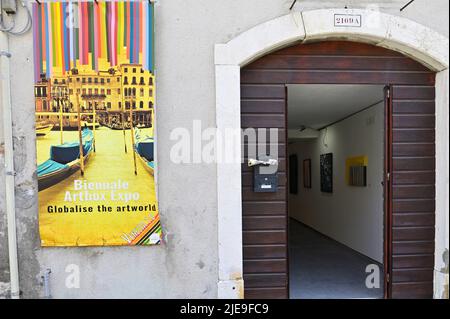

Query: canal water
<box><xmin>37</xmin><ymin>126</ymin><xmax>159</xmax><ymax>246</ymax></box>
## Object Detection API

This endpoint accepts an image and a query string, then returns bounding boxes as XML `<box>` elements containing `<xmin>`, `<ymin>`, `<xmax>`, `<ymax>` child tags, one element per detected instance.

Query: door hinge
<box><xmin>386</xmin><ymin>88</ymin><xmax>390</xmax><ymax>98</ymax></box>
<box><xmin>386</xmin><ymin>272</ymin><xmax>391</xmax><ymax>283</ymax></box>
<box><xmin>386</xmin><ymin>172</ymin><xmax>390</xmax><ymax>182</ymax></box>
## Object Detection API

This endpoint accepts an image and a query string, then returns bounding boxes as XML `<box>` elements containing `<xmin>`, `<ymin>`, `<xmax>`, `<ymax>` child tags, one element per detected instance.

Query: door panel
<box><xmin>389</xmin><ymin>85</ymin><xmax>436</xmax><ymax>298</ymax></box>
<box><xmin>240</xmin><ymin>81</ymin><xmax>289</xmax><ymax>298</ymax></box>
<box><xmin>384</xmin><ymin>85</ymin><xmax>393</xmax><ymax>298</ymax></box>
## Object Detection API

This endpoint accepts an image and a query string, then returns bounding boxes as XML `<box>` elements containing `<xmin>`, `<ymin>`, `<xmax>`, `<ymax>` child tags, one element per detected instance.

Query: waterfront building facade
<box><xmin>34</xmin><ymin>57</ymin><xmax>154</xmax><ymax>130</ymax></box>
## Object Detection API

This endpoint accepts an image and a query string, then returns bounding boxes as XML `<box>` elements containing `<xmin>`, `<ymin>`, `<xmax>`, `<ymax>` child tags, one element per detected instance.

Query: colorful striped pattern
<box><xmin>32</xmin><ymin>1</ymin><xmax>154</xmax><ymax>82</ymax></box>
<box><xmin>131</xmin><ymin>213</ymin><xmax>162</xmax><ymax>245</ymax></box>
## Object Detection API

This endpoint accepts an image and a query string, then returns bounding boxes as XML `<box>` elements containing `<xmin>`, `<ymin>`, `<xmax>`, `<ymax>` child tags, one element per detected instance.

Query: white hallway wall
<box><xmin>289</xmin><ymin>102</ymin><xmax>384</xmax><ymax>263</ymax></box>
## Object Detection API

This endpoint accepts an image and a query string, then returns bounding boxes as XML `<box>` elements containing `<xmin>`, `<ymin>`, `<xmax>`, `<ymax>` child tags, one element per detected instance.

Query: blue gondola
<box><xmin>37</xmin><ymin>128</ymin><xmax>94</xmax><ymax>191</ymax></box>
<box><xmin>134</xmin><ymin>128</ymin><xmax>154</xmax><ymax>175</ymax></box>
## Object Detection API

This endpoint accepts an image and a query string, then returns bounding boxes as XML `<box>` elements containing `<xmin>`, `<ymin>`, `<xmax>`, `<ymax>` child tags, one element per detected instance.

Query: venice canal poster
<box><xmin>33</xmin><ymin>1</ymin><xmax>161</xmax><ymax>246</ymax></box>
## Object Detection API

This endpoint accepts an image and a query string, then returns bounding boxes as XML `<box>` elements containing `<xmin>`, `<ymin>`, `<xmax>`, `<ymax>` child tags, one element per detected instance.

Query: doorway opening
<box><xmin>240</xmin><ymin>40</ymin><xmax>436</xmax><ymax>299</ymax></box>
<box><xmin>287</xmin><ymin>84</ymin><xmax>387</xmax><ymax>299</ymax></box>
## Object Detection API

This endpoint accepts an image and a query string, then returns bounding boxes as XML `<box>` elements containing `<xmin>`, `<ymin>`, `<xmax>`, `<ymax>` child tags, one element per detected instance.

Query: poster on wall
<box><xmin>32</xmin><ymin>1</ymin><xmax>161</xmax><ymax>246</ymax></box>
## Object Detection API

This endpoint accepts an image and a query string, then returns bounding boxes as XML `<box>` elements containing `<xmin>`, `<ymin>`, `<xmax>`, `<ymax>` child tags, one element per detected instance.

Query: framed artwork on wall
<box><xmin>289</xmin><ymin>154</ymin><xmax>298</xmax><ymax>194</ymax></box>
<box><xmin>303</xmin><ymin>159</ymin><xmax>311</xmax><ymax>188</ymax></box>
<box><xmin>349</xmin><ymin>165</ymin><xmax>367</xmax><ymax>186</ymax></box>
<box><xmin>320</xmin><ymin>153</ymin><xmax>333</xmax><ymax>193</ymax></box>
<box><xmin>346</xmin><ymin>155</ymin><xmax>368</xmax><ymax>187</ymax></box>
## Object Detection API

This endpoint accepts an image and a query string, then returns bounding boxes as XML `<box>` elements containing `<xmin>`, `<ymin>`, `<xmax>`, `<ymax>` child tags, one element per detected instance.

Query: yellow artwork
<box><xmin>345</xmin><ymin>155</ymin><xmax>368</xmax><ymax>185</ymax></box>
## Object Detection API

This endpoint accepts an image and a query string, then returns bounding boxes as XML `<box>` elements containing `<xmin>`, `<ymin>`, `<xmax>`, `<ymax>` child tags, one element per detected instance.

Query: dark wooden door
<box><xmin>240</xmin><ymin>41</ymin><xmax>436</xmax><ymax>299</ymax></box>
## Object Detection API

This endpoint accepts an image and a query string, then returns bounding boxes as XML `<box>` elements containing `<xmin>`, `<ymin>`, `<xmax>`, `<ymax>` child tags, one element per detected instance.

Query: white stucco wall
<box><xmin>0</xmin><ymin>0</ymin><xmax>448</xmax><ymax>298</ymax></box>
<box><xmin>292</xmin><ymin>0</ymin><xmax>449</xmax><ymax>38</ymax></box>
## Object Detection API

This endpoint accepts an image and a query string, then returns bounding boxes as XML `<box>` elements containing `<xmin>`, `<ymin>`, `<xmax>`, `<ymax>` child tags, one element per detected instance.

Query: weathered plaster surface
<box><xmin>301</xmin><ymin>9</ymin><xmax>448</xmax><ymax>71</ymax></box>
<box><xmin>291</xmin><ymin>0</ymin><xmax>449</xmax><ymax>38</ymax></box>
<box><xmin>435</xmin><ymin>69</ymin><xmax>450</xmax><ymax>299</ymax></box>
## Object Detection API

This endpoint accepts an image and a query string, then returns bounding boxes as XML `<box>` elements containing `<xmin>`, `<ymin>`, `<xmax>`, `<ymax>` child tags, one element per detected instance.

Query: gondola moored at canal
<box><xmin>35</xmin><ymin>121</ymin><xmax>54</xmax><ymax>137</ymax></box>
<box><xmin>134</xmin><ymin>128</ymin><xmax>154</xmax><ymax>175</ymax></box>
<box><xmin>37</xmin><ymin>128</ymin><xmax>94</xmax><ymax>191</ymax></box>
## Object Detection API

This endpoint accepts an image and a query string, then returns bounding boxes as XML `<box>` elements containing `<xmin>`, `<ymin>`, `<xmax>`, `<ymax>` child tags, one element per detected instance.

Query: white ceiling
<box><xmin>287</xmin><ymin>84</ymin><xmax>385</xmax><ymax>130</ymax></box>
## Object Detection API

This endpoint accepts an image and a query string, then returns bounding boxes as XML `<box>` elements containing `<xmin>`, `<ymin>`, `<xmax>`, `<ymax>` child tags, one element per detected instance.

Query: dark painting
<box><xmin>289</xmin><ymin>154</ymin><xmax>298</xmax><ymax>194</ymax></box>
<box><xmin>320</xmin><ymin>153</ymin><xmax>333</xmax><ymax>193</ymax></box>
<box><xmin>303</xmin><ymin>159</ymin><xmax>311</xmax><ymax>188</ymax></box>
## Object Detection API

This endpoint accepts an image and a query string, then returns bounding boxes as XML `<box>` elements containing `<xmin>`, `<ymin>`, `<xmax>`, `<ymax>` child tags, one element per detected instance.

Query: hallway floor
<box><xmin>289</xmin><ymin>219</ymin><xmax>384</xmax><ymax>299</ymax></box>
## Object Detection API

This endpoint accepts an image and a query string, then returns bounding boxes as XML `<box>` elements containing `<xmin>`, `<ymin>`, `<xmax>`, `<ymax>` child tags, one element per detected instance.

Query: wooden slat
<box><xmin>392</xmin><ymin>143</ymin><xmax>435</xmax><ymax>157</ymax></box>
<box><xmin>392</xmin><ymin>115</ymin><xmax>435</xmax><ymax>128</ymax></box>
<box><xmin>393</xmin><ymin>101</ymin><xmax>435</xmax><ymax>114</ymax></box>
<box><xmin>393</xmin><ymin>213</ymin><xmax>435</xmax><ymax>227</ymax></box>
<box><xmin>244</xmin><ymin>273</ymin><xmax>288</xmax><ymax>288</ymax></box>
<box><xmin>392</xmin><ymin>227</ymin><xmax>435</xmax><ymax>241</ymax></box>
<box><xmin>241</xmin><ymin>100</ymin><xmax>285</xmax><ymax>113</ymax></box>
<box><xmin>243</xmin><ymin>230</ymin><xmax>287</xmax><ymax>245</ymax></box>
<box><xmin>392</xmin><ymin>171</ymin><xmax>435</xmax><ymax>185</ymax></box>
<box><xmin>393</xmin><ymin>158</ymin><xmax>435</xmax><ymax>171</ymax></box>
<box><xmin>244</xmin><ymin>287</ymin><xmax>288</xmax><ymax>299</ymax></box>
<box><xmin>246</xmin><ymin>56</ymin><xmax>429</xmax><ymax>71</ymax></box>
<box><xmin>272</xmin><ymin>41</ymin><xmax>403</xmax><ymax>56</ymax></box>
<box><xmin>241</xmin><ymin>70</ymin><xmax>435</xmax><ymax>85</ymax></box>
<box><xmin>391</xmin><ymin>282</ymin><xmax>433</xmax><ymax>299</ymax></box>
<box><xmin>392</xmin><ymin>269</ymin><xmax>434</xmax><ymax>283</ymax></box>
<box><xmin>393</xmin><ymin>199</ymin><xmax>435</xmax><ymax>213</ymax></box>
<box><xmin>242</xmin><ymin>187</ymin><xmax>286</xmax><ymax>201</ymax></box>
<box><xmin>392</xmin><ymin>254</ymin><xmax>434</xmax><ymax>269</ymax></box>
<box><xmin>244</xmin><ymin>259</ymin><xmax>287</xmax><ymax>273</ymax></box>
<box><xmin>393</xmin><ymin>129</ymin><xmax>434</xmax><ymax>143</ymax></box>
<box><xmin>243</xmin><ymin>245</ymin><xmax>287</xmax><ymax>259</ymax></box>
<box><xmin>242</xmin><ymin>143</ymin><xmax>285</xmax><ymax>160</ymax></box>
<box><xmin>243</xmin><ymin>216</ymin><xmax>287</xmax><ymax>230</ymax></box>
<box><xmin>242</xmin><ymin>128</ymin><xmax>286</xmax><ymax>143</ymax></box>
<box><xmin>242</xmin><ymin>202</ymin><xmax>286</xmax><ymax>216</ymax></box>
<box><xmin>241</xmin><ymin>84</ymin><xmax>285</xmax><ymax>99</ymax></box>
<box><xmin>392</xmin><ymin>185</ymin><xmax>435</xmax><ymax>199</ymax></box>
<box><xmin>241</xmin><ymin>114</ymin><xmax>285</xmax><ymax>128</ymax></box>
<box><xmin>393</xmin><ymin>241</ymin><xmax>434</xmax><ymax>255</ymax></box>
<box><xmin>393</xmin><ymin>86</ymin><xmax>435</xmax><ymax>100</ymax></box>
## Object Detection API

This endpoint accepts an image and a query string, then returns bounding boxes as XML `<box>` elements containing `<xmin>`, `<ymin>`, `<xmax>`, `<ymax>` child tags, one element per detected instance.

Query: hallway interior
<box><xmin>289</xmin><ymin>219</ymin><xmax>384</xmax><ymax>299</ymax></box>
